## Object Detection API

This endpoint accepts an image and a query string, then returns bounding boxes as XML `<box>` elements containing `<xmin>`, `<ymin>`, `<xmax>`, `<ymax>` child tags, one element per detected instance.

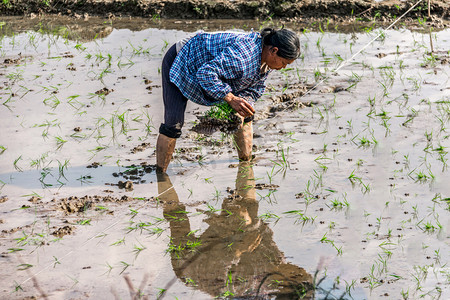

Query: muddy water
<box><xmin>0</xmin><ymin>16</ymin><xmax>449</xmax><ymax>299</ymax></box>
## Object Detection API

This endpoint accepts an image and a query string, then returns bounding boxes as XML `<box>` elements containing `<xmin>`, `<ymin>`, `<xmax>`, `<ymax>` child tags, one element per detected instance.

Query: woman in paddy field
<box><xmin>156</xmin><ymin>27</ymin><xmax>301</xmax><ymax>173</ymax></box>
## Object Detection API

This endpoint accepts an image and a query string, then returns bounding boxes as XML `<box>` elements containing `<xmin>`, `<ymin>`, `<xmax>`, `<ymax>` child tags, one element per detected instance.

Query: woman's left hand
<box><xmin>223</xmin><ymin>93</ymin><xmax>255</xmax><ymax>118</ymax></box>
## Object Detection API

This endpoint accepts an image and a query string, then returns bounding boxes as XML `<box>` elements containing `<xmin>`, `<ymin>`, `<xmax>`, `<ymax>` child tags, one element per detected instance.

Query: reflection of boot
<box><xmin>233</xmin><ymin>121</ymin><xmax>253</xmax><ymax>161</ymax></box>
<box><xmin>156</xmin><ymin>172</ymin><xmax>175</xmax><ymax>199</ymax></box>
<box><xmin>236</xmin><ymin>161</ymin><xmax>255</xmax><ymax>201</ymax></box>
<box><xmin>229</xmin><ymin>161</ymin><xmax>258</xmax><ymax>226</ymax></box>
<box><xmin>156</xmin><ymin>172</ymin><xmax>191</xmax><ymax>235</ymax></box>
<box><xmin>156</xmin><ymin>134</ymin><xmax>176</xmax><ymax>173</ymax></box>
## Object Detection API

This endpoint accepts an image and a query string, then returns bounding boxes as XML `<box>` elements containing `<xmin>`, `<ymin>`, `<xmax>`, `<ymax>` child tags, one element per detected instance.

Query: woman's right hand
<box><xmin>223</xmin><ymin>93</ymin><xmax>255</xmax><ymax>118</ymax></box>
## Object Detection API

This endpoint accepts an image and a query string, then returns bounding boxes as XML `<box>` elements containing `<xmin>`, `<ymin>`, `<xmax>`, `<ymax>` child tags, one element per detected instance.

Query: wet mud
<box><xmin>55</xmin><ymin>194</ymin><xmax>145</xmax><ymax>214</ymax></box>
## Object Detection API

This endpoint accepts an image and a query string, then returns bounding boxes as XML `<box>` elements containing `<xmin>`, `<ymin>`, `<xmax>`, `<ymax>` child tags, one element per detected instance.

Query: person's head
<box><xmin>260</xmin><ymin>27</ymin><xmax>300</xmax><ymax>70</ymax></box>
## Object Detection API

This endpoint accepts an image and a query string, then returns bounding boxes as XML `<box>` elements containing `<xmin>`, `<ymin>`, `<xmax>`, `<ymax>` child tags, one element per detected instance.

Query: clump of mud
<box><xmin>51</xmin><ymin>225</ymin><xmax>75</xmax><ymax>238</ymax></box>
<box><xmin>87</xmin><ymin>162</ymin><xmax>102</xmax><ymax>168</ymax></box>
<box><xmin>0</xmin><ymin>196</ymin><xmax>8</xmax><ymax>203</ymax></box>
<box><xmin>191</xmin><ymin>113</ymin><xmax>241</xmax><ymax>135</ymax></box>
<box><xmin>130</xmin><ymin>142</ymin><xmax>151</xmax><ymax>154</ymax></box>
<box><xmin>95</xmin><ymin>87</ymin><xmax>113</xmax><ymax>95</ymax></box>
<box><xmin>55</xmin><ymin>194</ymin><xmax>144</xmax><ymax>214</ymax></box>
<box><xmin>255</xmin><ymin>183</ymin><xmax>279</xmax><ymax>190</ymax></box>
<box><xmin>28</xmin><ymin>196</ymin><xmax>42</xmax><ymax>204</ymax></box>
<box><xmin>118</xmin><ymin>180</ymin><xmax>134</xmax><ymax>191</ymax></box>
<box><xmin>3</xmin><ymin>56</ymin><xmax>24</xmax><ymax>65</ymax></box>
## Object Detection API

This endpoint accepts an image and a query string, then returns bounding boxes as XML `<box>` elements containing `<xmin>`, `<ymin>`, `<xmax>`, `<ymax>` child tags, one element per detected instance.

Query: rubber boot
<box><xmin>233</xmin><ymin>120</ymin><xmax>253</xmax><ymax>161</ymax></box>
<box><xmin>156</xmin><ymin>134</ymin><xmax>176</xmax><ymax>173</ymax></box>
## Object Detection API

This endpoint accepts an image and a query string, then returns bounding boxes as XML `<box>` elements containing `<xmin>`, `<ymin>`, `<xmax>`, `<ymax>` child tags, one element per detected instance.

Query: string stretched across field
<box><xmin>284</xmin><ymin>0</ymin><xmax>427</xmax><ymax>110</ymax></box>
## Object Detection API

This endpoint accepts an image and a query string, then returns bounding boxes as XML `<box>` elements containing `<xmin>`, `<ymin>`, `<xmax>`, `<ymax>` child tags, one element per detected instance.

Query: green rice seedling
<box><xmin>320</xmin><ymin>232</ymin><xmax>342</xmax><ymax>255</ymax></box>
<box><xmin>360</xmin><ymin>180</ymin><xmax>371</xmax><ymax>194</ymax></box>
<box><xmin>55</xmin><ymin>136</ymin><xmax>67</xmax><ymax>150</ymax></box>
<box><xmin>344</xmin><ymin>279</ymin><xmax>357</xmax><ymax>296</ymax></box>
<box><xmin>270</xmin><ymin>142</ymin><xmax>290</xmax><ymax>176</ymax></box>
<box><xmin>0</xmin><ymin>145</ymin><xmax>6</xmax><ymax>155</ymax></box>
<box><xmin>358</xmin><ymin>136</ymin><xmax>372</xmax><ymax>147</ymax></box>
<box><xmin>211</xmin><ymin>187</ymin><xmax>221</xmax><ymax>201</ymax></box>
<box><xmin>283</xmin><ymin>210</ymin><xmax>316</xmax><ymax>226</ymax></box>
<box><xmin>313</xmin><ymin>67</ymin><xmax>325</xmax><ymax>82</ymax></box>
<box><xmin>257</xmin><ymin>189</ymin><xmax>278</xmax><ymax>205</ymax></box>
<box><xmin>166</xmin><ymin>237</ymin><xmax>187</xmax><ymax>259</ymax></box>
<box><xmin>132</xmin><ymin>243</ymin><xmax>146</xmax><ymax>259</ymax></box>
<box><xmin>156</xmin><ymin>288</ymin><xmax>167</xmax><ymax>299</ymax></box>
<box><xmin>421</xmin><ymin>52</ymin><xmax>437</xmax><ymax>67</ymax></box>
<box><xmin>266</xmin><ymin>165</ymin><xmax>276</xmax><ymax>184</ymax></box>
<box><xmin>117</xmin><ymin>58</ymin><xmax>135</xmax><ymax>69</ymax></box>
<box><xmin>186</xmin><ymin>239</ymin><xmax>202</xmax><ymax>253</ymax></box>
<box><xmin>1</xmin><ymin>0</ymin><xmax>12</xmax><ymax>8</ymax></box>
<box><xmin>378</xmin><ymin>80</ymin><xmax>390</xmax><ymax>98</ymax></box>
<box><xmin>380</xmin><ymin>118</ymin><xmax>391</xmax><ymax>136</ymax></box>
<box><xmin>204</xmin><ymin>101</ymin><xmax>235</xmax><ymax>121</ymax></box>
<box><xmin>348</xmin><ymin>170</ymin><xmax>361</xmax><ymax>184</ymax></box>
<box><xmin>39</xmin><ymin>168</ymin><xmax>52</xmax><ymax>188</ymax></box>
<box><xmin>128</xmin><ymin>41</ymin><xmax>151</xmax><ymax>56</ymax></box>
<box><xmin>328</xmin><ymin>194</ymin><xmax>350</xmax><ymax>210</ymax></box>
<box><xmin>8</xmin><ymin>247</ymin><xmax>25</xmax><ymax>253</ymax></box>
<box><xmin>52</xmin><ymin>256</ymin><xmax>61</xmax><ymax>268</ymax></box>
<box><xmin>110</xmin><ymin>237</ymin><xmax>125</xmax><ymax>246</ymax></box>
<box><xmin>115</xmin><ymin>110</ymin><xmax>131</xmax><ymax>136</ymax></box>
<box><xmin>102</xmin><ymin>262</ymin><xmax>114</xmax><ymax>276</ymax></box>
<box><xmin>258</xmin><ymin>212</ymin><xmax>280</xmax><ymax>223</ymax></box>
<box><xmin>346</xmin><ymin>71</ymin><xmax>362</xmax><ymax>90</ymax></box>
<box><xmin>74</xmin><ymin>42</ymin><xmax>86</xmax><ymax>51</ymax></box>
<box><xmin>184</xmin><ymin>278</ymin><xmax>197</xmax><ymax>287</ymax></box>
<box><xmin>17</xmin><ymin>263</ymin><xmax>33</xmax><ymax>271</ymax></box>
<box><xmin>312</xmin><ymin>169</ymin><xmax>323</xmax><ymax>189</ymax></box>
<box><xmin>414</xmin><ymin>170</ymin><xmax>432</xmax><ymax>182</ymax></box>
<box><xmin>143</xmin><ymin>110</ymin><xmax>155</xmax><ymax>137</ymax></box>
<box><xmin>119</xmin><ymin>261</ymin><xmax>131</xmax><ymax>275</ymax></box>
<box><xmin>13</xmin><ymin>155</ymin><xmax>23</xmax><ymax>172</ymax></box>
<box><xmin>407</xmin><ymin>75</ymin><xmax>422</xmax><ymax>92</ymax></box>
<box><xmin>77</xmin><ymin>219</ymin><xmax>91</xmax><ymax>225</ymax></box>
<box><xmin>161</xmin><ymin>39</ymin><xmax>169</xmax><ymax>52</ymax></box>
<box><xmin>333</xmin><ymin>52</ymin><xmax>344</xmax><ymax>69</ymax></box>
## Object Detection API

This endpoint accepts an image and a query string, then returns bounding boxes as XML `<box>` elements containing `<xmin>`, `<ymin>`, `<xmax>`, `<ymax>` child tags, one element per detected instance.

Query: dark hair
<box><xmin>261</xmin><ymin>27</ymin><xmax>300</xmax><ymax>60</ymax></box>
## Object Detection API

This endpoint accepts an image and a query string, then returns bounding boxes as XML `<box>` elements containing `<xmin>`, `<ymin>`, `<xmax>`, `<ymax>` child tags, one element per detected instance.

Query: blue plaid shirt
<box><xmin>169</xmin><ymin>31</ymin><xmax>271</xmax><ymax>106</ymax></box>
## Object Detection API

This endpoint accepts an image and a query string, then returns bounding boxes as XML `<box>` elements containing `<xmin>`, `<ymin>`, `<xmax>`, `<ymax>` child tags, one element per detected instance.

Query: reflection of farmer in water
<box><xmin>157</xmin><ymin>162</ymin><xmax>313</xmax><ymax>299</ymax></box>
<box><xmin>156</xmin><ymin>28</ymin><xmax>300</xmax><ymax>173</ymax></box>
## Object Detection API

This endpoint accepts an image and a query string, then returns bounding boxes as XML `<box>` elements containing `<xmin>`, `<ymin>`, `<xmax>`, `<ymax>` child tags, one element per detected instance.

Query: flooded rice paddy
<box><xmin>0</xmin><ymin>17</ymin><xmax>449</xmax><ymax>299</ymax></box>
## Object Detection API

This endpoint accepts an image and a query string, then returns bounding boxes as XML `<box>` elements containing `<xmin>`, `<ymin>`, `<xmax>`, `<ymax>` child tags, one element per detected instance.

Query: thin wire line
<box><xmin>16</xmin><ymin>185</ymin><xmax>174</xmax><ymax>287</ymax></box>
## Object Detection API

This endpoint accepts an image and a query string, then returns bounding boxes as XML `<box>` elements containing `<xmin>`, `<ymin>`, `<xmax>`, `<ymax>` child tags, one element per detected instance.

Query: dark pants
<box><xmin>160</xmin><ymin>44</ymin><xmax>188</xmax><ymax>138</ymax></box>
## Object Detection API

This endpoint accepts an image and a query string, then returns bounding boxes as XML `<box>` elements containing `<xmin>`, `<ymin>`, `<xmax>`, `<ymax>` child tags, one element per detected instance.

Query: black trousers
<box><xmin>160</xmin><ymin>44</ymin><xmax>188</xmax><ymax>138</ymax></box>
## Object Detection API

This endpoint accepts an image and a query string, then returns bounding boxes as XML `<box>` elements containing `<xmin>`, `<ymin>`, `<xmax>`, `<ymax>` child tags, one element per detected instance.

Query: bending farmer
<box><xmin>157</xmin><ymin>27</ymin><xmax>300</xmax><ymax>173</ymax></box>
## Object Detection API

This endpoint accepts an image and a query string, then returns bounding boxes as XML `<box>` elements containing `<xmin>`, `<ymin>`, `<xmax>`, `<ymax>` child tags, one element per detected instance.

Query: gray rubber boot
<box><xmin>233</xmin><ymin>121</ymin><xmax>253</xmax><ymax>161</ymax></box>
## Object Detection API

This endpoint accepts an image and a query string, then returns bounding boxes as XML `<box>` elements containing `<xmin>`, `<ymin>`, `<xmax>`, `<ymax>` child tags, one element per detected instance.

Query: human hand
<box><xmin>223</xmin><ymin>93</ymin><xmax>255</xmax><ymax>118</ymax></box>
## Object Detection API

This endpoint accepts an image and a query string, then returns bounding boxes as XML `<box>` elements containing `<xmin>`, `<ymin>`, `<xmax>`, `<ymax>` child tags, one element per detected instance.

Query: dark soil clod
<box><xmin>118</xmin><ymin>180</ymin><xmax>134</xmax><ymax>191</ymax></box>
<box><xmin>191</xmin><ymin>113</ymin><xmax>241</xmax><ymax>135</ymax></box>
<box><xmin>130</xmin><ymin>142</ymin><xmax>151</xmax><ymax>154</ymax></box>
<box><xmin>95</xmin><ymin>87</ymin><xmax>113</xmax><ymax>95</ymax></box>
<box><xmin>52</xmin><ymin>225</ymin><xmax>75</xmax><ymax>238</ymax></box>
